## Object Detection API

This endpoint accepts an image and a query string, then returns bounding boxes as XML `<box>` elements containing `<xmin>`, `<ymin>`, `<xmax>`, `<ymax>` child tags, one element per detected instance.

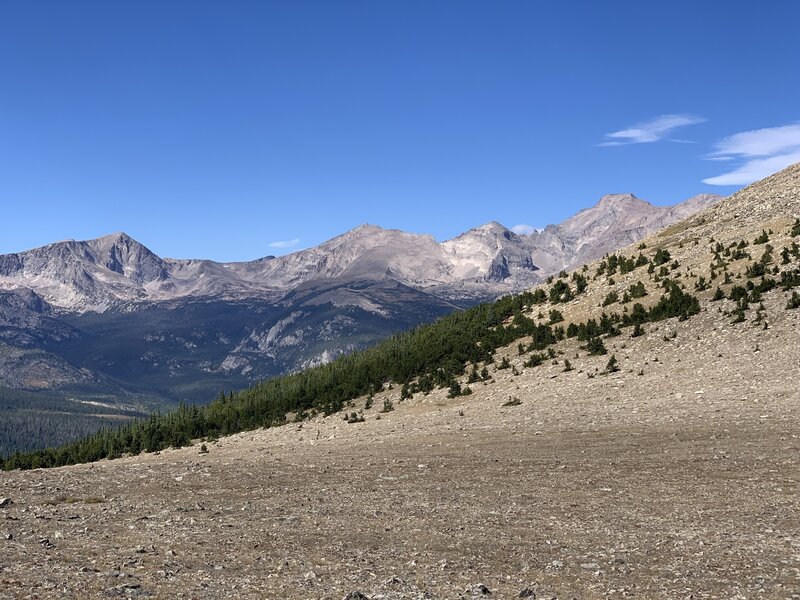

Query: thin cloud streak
<box><xmin>600</xmin><ymin>114</ymin><xmax>705</xmax><ymax>146</ymax></box>
<box><xmin>511</xmin><ymin>224</ymin><xmax>537</xmax><ymax>236</ymax></box>
<box><xmin>703</xmin><ymin>122</ymin><xmax>800</xmax><ymax>186</ymax></box>
<box><xmin>703</xmin><ymin>151</ymin><xmax>800</xmax><ymax>186</ymax></box>
<box><xmin>268</xmin><ymin>238</ymin><xmax>300</xmax><ymax>249</ymax></box>
<box><xmin>709</xmin><ymin>123</ymin><xmax>800</xmax><ymax>157</ymax></box>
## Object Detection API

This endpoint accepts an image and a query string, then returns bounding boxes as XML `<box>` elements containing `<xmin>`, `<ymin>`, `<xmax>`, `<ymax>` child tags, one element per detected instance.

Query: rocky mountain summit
<box><xmin>2</xmin><ymin>164</ymin><xmax>798</xmax><ymax>598</ymax></box>
<box><xmin>0</xmin><ymin>194</ymin><xmax>720</xmax><ymax>312</ymax></box>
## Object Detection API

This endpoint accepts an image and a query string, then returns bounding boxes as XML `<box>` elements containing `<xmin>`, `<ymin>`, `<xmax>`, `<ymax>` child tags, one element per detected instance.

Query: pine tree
<box><xmin>586</xmin><ymin>337</ymin><xmax>607</xmax><ymax>355</ymax></box>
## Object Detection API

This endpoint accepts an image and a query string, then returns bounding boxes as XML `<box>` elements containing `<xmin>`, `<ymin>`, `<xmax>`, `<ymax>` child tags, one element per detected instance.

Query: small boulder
<box><xmin>467</xmin><ymin>583</ymin><xmax>492</xmax><ymax>596</ymax></box>
<box><xmin>0</xmin><ymin>498</ymin><xmax>12</xmax><ymax>508</ymax></box>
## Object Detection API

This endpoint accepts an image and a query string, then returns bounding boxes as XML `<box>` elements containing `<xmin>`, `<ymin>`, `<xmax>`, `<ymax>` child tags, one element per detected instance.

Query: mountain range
<box><xmin>4</xmin><ymin>163</ymin><xmax>799</xmax><ymax>597</ymax></box>
<box><xmin>0</xmin><ymin>192</ymin><xmax>720</xmax><ymax>427</ymax></box>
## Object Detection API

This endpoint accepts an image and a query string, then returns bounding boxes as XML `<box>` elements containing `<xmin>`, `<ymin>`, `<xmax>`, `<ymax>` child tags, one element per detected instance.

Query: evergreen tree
<box><xmin>585</xmin><ymin>337</ymin><xmax>607</xmax><ymax>355</ymax></box>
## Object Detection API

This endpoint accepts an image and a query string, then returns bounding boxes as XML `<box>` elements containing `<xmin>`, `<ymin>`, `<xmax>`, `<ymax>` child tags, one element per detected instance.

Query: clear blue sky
<box><xmin>2</xmin><ymin>1</ymin><xmax>799</xmax><ymax>260</ymax></box>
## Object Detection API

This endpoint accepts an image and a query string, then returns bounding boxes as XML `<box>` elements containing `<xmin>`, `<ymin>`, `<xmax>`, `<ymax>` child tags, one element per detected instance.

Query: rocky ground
<box><xmin>1</xmin><ymin>283</ymin><xmax>799</xmax><ymax>599</ymax></box>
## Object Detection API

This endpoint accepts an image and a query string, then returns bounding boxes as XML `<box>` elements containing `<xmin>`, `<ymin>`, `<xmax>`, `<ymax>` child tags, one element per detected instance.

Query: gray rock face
<box><xmin>0</xmin><ymin>289</ymin><xmax>79</xmax><ymax>346</ymax></box>
<box><xmin>527</xmin><ymin>193</ymin><xmax>722</xmax><ymax>271</ymax></box>
<box><xmin>0</xmin><ymin>193</ymin><xmax>722</xmax><ymax>313</ymax></box>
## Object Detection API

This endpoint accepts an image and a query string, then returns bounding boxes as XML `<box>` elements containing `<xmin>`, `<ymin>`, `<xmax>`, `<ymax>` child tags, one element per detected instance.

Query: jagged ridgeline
<box><xmin>2</xmin><ymin>253</ymin><xmax>704</xmax><ymax>470</ymax></box>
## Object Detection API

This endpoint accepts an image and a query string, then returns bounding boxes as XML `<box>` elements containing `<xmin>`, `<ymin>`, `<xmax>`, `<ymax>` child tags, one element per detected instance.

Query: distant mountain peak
<box><xmin>351</xmin><ymin>223</ymin><xmax>385</xmax><ymax>234</ymax></box>
<box><xmin>90</xmin><ymin>231</ymin><xmax>149</xmax><ymax>249</ymax></box>
<box><xmin>99</xmin><ymin>230</ymin><xmax>134</xmax><ymax>241</ymax></box>
<box><xmin>595</xmin><ymin>193</ymin><xmax>650</xmax><ymax>208</ymax></box>
<box><xmin>476</xmin><ymin>221</ymin><xmax>511</xmax><ymax>233</ymax></box>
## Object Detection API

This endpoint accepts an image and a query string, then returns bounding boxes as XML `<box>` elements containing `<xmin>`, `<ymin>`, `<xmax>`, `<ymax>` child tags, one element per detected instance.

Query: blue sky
<box><xmin>2</xmin><ymin>1</ymin><xmax>799</xmax><ymax>261</ymax></box>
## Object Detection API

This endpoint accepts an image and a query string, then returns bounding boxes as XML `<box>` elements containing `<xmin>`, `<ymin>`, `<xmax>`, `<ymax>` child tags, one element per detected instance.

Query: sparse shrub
<box><xmin>548</xmin><ymin>280</ymin><xmax>573</xmax><ymax>303</ymax></box>
<box><xmin>346</xmin><ymin>412</ymin><xmax>365</xmax><ymax>423</ymax></box>
<box><xmin>563</xmin><ymin>359</ymin><xmax>573</xmax><ymax>372</ymax></box>
<box><xmin>503</xmin><ymin>396</ymin><xmax>522</xmax><ymax>407</ymax></box>
<box><xmin>753</xmin><ymin>230</ymin><xmax>770</xmax><ymax>244</ymax></box>
<box><xmin>602</xmin><ymin>291</ymin><xmax>619</xmax><ymax>307</ymax></box>
<box><xmin>447</xmin><ymin>380</ymin><xmax>472</xmax><ymax>398</ymax></box>
<box><xmin>604</xmin><ymin>355</ymin><xmax>620</xmax><ymax>373</ymax></box>
<box><xmin>694</xmin><ymin>276</ymin><xmax>710</xmax><ymax>292</ymax></box>
<box><xmin>729</xmin><ymin>285</ymin><xmax>748</xmax><ymax>301</ymax></box>
<box><xmin>523</xmin><ymin>352</ymin><xmax>547</xmax><ymax>367</ymax></box>
<box><xmin>381</xmin><ymin>399</ymin><xmax>394</xmax><ymax>413</ymax></box>
<box><xmin>572</xmin><ymin>272</ymin><xmax>589</xmax><ymax>294</ymax></box>
<box><xmin>585</xmin><ymin>337</ymin><xmax>607</xmax><ymax>355</ymax></box>
<box><xmin>628</xmin><ymin>281</ymin><xmax>647</xmax><ymax>298</ymax></box>
<box><xmin>199</xmin><ymin>443</ymin><xmax>208</xmax><ymax>454</ymax></box>
<box><xmin>653</xmin><ymin>248</ymin><xmax>671</xmax><ymax>266</ymax></box>
<box><xmin>787</xmin><ymin>291</ymin><xmax>800</xmax><ymax>310</ymax></box>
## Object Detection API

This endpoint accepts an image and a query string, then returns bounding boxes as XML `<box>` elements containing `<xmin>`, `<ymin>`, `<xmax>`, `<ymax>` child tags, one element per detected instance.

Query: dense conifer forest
<box><xmin>0</xmin><ymin>387</ymin><xmax>145</xmax><ymax>457</ymax></box>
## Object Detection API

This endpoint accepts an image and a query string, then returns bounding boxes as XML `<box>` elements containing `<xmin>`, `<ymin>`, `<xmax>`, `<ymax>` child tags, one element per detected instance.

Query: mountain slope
<box><xmin>1</xmin><ymin>164</ymin><xmax>797</xmax><ymax>599</ymax></box>
<box><xmin>0</xmin><ymin>191</ymin><xmax>720</xmax><ymax>452</ymax></box>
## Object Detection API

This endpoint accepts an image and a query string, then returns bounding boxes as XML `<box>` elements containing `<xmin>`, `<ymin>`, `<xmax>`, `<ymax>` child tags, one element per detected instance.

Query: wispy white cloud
<box><xmin>268</xmin><ymin>238</ymin><xmax>300</xmax><ymax>249</ymax></box>
<box><xmin>703</xmin><ymin>151</ymin><xmax>800</xmax><ymax>186</ymax></box>
<box><xmin>703</xmin><ymin>122</ymin><xmax>800</xmax><ymax>186</ymax></box>
<box><xmin>600</xmin><ymin>114</ymin><xmax>705</xmax><ymax>146</ymax></box>
<box><xmin>709</xmin><ymin>123</ymin><xmax>800</xmax><ymax>157</ymax></box>
<box><xmin>511</xmin><ymin>224</ymin><xmax>537</xmax><ymax>236</ymax></box>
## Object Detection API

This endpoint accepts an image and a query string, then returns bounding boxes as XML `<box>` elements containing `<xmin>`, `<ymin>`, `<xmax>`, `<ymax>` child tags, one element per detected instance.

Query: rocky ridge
<box><xmin>0</xmin><ymin>194</ymin><xmax>720</xmax><ymax>313</ymax></box>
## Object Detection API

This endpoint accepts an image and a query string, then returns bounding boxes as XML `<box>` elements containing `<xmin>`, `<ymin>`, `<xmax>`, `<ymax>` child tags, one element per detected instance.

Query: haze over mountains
<box><xmin>0</xmin><ymin>192</ymin><xmax>720</xmax><ymax>430</ymax></box>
